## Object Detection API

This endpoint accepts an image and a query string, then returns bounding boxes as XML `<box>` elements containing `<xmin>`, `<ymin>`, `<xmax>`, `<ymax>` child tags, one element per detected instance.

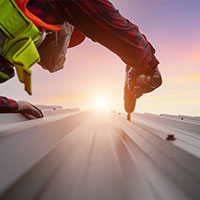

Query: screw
<box><xmin>166</xmin><ymin>134</ymin><xmax>175</xmax><ymax>141</ymax></box>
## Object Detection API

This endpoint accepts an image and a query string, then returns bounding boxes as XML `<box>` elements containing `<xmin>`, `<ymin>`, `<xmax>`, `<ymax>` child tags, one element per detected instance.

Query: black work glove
<box><xmin>127</xmin><ymin>65</ymin><xmax>162</xmax><ymax>98</ymax></box>
<box><xmin>17</xmin><ymin>101</ymin><xmax>44</xmax><ymax>119</ymax></box>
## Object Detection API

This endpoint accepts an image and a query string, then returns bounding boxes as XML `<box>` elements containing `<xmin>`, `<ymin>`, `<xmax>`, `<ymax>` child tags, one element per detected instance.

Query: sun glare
<box><xmin>93</xmin><ymin>95</ymin><xmax>109</xmax><ymax>111</ymax></box>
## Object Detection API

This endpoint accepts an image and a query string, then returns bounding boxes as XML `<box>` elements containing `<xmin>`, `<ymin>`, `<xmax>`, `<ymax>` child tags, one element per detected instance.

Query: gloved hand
<box><xmin>17</xmin><ymin>101</ymin><xmax>44</xmax><ymax>119</ymax></box>
<box><xmin>127</xmin><ymin>65</ymin><xmax>162</xmax><ymax>98</ymax></box>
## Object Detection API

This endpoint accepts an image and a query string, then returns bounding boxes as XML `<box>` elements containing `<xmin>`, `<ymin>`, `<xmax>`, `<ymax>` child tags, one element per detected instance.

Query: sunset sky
<box><xmin>1</xmin><ymin>0</ymin><xmax>200</xmax><ymax>116</ymax></box>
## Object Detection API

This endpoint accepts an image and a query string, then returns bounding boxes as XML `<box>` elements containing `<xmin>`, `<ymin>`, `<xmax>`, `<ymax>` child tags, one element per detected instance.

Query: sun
<box><xmin>93</xmin><ymin>95</ymin><xmax>109</xmax><ymax>111</ymax></box>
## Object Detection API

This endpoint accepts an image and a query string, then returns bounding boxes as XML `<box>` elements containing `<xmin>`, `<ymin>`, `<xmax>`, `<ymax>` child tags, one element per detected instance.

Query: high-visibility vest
<box><xmin>0</xmin><ymin>0</ymin><xmax>43</xmax><ymax>95</ymax></box>
<box><xmin>0</xmin><ymin>0</ymin><xmax>85</xmax><ymax>95</ymax></box>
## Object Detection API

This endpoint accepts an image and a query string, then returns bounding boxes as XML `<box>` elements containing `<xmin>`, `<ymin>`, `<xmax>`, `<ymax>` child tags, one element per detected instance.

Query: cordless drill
<box><xmin>124</xmin><ymin>65</ymin><xmax>162</xmax><ymax>121</ymax></box>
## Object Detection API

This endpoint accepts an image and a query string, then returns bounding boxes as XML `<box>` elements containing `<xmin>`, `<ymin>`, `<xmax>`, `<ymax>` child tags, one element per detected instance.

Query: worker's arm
<box><xmin>0</xmin><ymin>96</ymin><xmax>43</xmax><ymax>118</ymax></box>
<box><xmin>0</xmin><ymin>96</ymin><xmax>18</xmax><ymax>113</ymax></box>
<box><xmin>53</xmin><ymin>0</ymin><xmax>159</xmax><ymax>69</ymax></box>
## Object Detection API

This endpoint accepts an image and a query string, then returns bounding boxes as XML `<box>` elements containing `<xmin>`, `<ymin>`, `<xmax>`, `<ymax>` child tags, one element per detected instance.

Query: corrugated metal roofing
<box><xmin>0</xmin><ymin>108</ymin><xmax>200</xmax><ymax>200</ymax></box>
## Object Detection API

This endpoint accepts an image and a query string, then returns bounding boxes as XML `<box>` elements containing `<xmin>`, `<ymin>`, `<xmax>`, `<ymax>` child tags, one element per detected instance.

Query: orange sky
<box><xmin>1</xmin><ymin>0</ymin><xmax>200</xmax><ymax>116</ymax></box>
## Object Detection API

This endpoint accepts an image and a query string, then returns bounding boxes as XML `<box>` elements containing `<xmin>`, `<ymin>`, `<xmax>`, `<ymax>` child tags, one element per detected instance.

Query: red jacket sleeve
<box><xmin>0</xmin><ymin>96</ymin><xmax>18</xmax><ymax>113</ymax></box>
<box><xmin>53</xmin><ymin>0</ymin><xmax>159</xmax><ymax>69</ymax></box>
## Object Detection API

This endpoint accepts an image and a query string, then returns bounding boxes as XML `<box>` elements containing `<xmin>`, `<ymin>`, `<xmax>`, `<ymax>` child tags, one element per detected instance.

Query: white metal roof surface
<box><xmin>0</xmin><ymin>109</ymin><xmax>200</xmax><ymax>200</ymax></box>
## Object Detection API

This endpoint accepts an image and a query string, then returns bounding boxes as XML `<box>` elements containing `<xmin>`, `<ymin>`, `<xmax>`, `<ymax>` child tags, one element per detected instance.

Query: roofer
<box><xmin>0</xmin><ymin>0</ymin><xmax>162</xmax><ymax>118</ymax></box>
